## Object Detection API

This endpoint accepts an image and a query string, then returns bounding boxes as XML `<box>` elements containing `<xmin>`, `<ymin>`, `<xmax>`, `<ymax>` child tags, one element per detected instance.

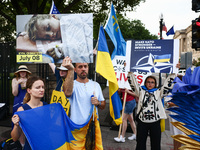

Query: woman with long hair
<box><xmin>11</xmin><ymin>76</ymin><xmax>48</xmax><ymax>150</ymax></box>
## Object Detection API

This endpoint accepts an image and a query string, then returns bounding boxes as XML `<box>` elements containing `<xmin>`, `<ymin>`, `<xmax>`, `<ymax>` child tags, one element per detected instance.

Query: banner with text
<box><xmin>126</xmin><ymin>39</ymin><xmax>179</xmax><ymax>74</ymax></box>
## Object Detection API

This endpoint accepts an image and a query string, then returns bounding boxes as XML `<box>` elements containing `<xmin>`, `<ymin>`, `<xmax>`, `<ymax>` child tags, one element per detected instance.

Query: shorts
<box><xmin>124</xmin><ymin>100</ymin><xmax>136</xmax><ymax>114</ymax></box>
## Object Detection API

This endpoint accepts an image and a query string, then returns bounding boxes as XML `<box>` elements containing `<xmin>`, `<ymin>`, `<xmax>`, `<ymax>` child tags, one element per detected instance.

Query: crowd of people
<box><xmin>10</xmin><ymin>57</ymin><xmax>185</xmax><ymax>150</ymax></box>
<box><xmin>11</xmin><ymin>57</ymin><xmax>106</xmax><ymax>149</ymax></box>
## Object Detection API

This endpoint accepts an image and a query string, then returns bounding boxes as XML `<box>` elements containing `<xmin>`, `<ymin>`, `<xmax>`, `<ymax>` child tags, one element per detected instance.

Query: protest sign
<box><xmin>16</xmin><ymin>14</ymin><xmax>93</xmax><ymax>63</ymax></box>
<box><xmin>50</xmin><ymin>90</ymin><xmax>70</xmax><ymax>115</ymax></box>
<box><xmin>126</xmin><ymin>39</ymin><xmax>179</xmax><ymax>74</ymax></box>
<box><xmin>112</xmin><ymin>56</ymin><xmax>130</xmax><ymax>89</ymax></box>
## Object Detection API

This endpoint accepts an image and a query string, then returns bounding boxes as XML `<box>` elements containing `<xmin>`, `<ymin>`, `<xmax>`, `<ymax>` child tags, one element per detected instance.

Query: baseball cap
<box><xmin>57</xmin><ymin>64</ymin><xmax>68</xmax><ymax>71</ymax></box>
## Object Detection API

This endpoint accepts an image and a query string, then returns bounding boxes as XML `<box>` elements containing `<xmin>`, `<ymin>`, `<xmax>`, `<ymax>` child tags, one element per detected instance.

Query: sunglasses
<box><xmin>146</xmin><ymin>81</ymin><xmax>155</xmax><ymax>84</ymax></box>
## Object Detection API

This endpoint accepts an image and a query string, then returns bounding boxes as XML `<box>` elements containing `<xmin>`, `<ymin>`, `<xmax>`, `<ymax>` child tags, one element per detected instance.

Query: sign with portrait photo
<box><xmin>16</xmin><ymin>14</ymin><xmax>93</xmax><ymax>63</ymax></box>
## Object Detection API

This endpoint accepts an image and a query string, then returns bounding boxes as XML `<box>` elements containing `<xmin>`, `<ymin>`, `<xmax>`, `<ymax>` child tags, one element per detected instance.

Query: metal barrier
<box><xmin>0</xmin><ymin>43</ymin><xmax>13</xmax><ymax>116</ymax></box>
<box><xmin>0</xmin><ymin>41</ymin><xmax>113</xmax><ymax>126</ymax></box>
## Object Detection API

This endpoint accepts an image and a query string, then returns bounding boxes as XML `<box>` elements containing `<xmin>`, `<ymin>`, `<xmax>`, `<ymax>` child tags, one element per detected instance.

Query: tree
<box><xmin>0</xmin><ymin>0</ymin><xmax>145</xmax><ymax>42</ymax></box>
<box><xmin>118</xmin><ymin>17</ymin><xmax>158</xmax><ymax>40</ymax></box>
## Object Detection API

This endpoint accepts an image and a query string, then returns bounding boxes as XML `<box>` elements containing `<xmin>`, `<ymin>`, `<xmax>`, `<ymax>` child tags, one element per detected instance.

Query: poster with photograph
<box><xmin>16</xmin><ymin>14</ymin><xmax>93</xmax><ymax>63</ymax></box>
<box><xmin>126</xmin><ymin>39</ymin><xmax>179</xmax><ymax>74</ymax></box>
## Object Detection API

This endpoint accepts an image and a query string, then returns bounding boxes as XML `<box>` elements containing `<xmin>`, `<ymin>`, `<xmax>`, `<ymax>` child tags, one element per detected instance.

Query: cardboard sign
<box><xmin>50</xmin><ymin>90</ymin><xmax>70</xmax><ymax>115</ymax></box>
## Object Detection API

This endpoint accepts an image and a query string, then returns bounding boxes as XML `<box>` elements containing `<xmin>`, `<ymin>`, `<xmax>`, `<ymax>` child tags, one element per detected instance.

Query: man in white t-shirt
<box><xmin>61</xmin><ymin>56</ymin><xmax>106</xmax><ymax>124</ymax></box>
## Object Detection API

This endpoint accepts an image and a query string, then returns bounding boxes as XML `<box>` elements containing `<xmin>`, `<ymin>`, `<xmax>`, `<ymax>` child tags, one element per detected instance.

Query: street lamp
<box><xmin>158</xmin><ymin>13</ymin><xmax>163</xmax><ymax>87</ymax></box>
<box><xmin>159</xmin><ymin>13</ymin><xmax>163</xmax><ymax>40</ymax></box>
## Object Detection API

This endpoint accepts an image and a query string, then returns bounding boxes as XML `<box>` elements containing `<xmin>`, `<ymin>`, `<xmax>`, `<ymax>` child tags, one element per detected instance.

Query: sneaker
<box><xmin>128</xmin><ymin>134</ymin><xmax>136</xmax><ymax>140</ymax></box>
<box><xmin>114</xmin><ymin>135</ymin><xmax>125</xmax><ymax>143</ymax></box>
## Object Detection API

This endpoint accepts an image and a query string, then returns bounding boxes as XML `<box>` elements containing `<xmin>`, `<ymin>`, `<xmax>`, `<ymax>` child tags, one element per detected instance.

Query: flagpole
<box><xmin>159</xmin><ymin>13</ymin><xmax>163</xmax><ymax>87</ymax></box>
<box><xmin>118</xmin><ymin>90</ymin><xmax>127</xmax><ymax>138</ymax></box>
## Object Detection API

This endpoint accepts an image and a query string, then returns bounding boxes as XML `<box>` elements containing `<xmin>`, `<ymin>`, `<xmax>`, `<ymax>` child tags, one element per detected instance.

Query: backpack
<box><xmin>0</xmin><ymin>138</ymin><xmax>22</xmax><ymax>150</ymax></box>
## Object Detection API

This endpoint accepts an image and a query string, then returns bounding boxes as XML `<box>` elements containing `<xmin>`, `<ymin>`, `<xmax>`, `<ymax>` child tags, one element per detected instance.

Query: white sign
<box><xmin>133</xmin><ymin>71</ymin><xmax>152</xmax><ymax>86</ymax></box>
<box><xmin>112</xmin><ymin>56</ymin><xmax>131</xmax><ymax>89</ymax></box>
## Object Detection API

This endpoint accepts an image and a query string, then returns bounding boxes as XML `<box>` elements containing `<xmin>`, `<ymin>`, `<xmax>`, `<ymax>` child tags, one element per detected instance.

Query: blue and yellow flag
<box><xmin>96</xmin><ymin>25</ymin><xmax>122</xmax><ymax>125</ymax></box>
<box><xmin>16</xmin><ymin>103</ymin><xmax>103</xmax><ymax>150</ymax></box>
<box><xmin>104</xmin><ymin>3</ymin><xmax>126</xmax><ymax>60</ymax></box>
<box><xmin>154</xmin><ymin>54</ymin><xmax>171</xmax><ymax>63</ymax></box>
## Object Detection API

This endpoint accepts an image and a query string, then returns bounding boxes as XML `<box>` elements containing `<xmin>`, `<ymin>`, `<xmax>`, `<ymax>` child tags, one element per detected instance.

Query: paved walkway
<box><xmin>0</xmin><ymin>108</ymin><xmax>174</xmax><ymax>150</ymax></box>
<box><xmin>101</xmin><ymin>125</ymin><xmax>173</xmax><ymax>150</ymax></box>
<box><xmin>0</xmin><ymin>124</ymin><xmax>173</xmax><ymax>150</ymax></box>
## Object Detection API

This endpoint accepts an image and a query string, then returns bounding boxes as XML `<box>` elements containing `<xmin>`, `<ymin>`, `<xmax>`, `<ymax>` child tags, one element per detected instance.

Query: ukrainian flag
<box><xmin>16</xmin><ymin>103</ymin><xmax>103</xmax><ymax>149</ymax></box>
<box><xmin>104</xmin><ymin>3</ymin><xmax>126</xmax><ymax>60</ymax></box>
<box><xmin>154</xmin><ymin>54</ymin><xmax>171</xmax><ymax>63</ymax></box>
<box><xmin>96</xmin><ymin>25</ymin><xmax>122</xmax><ymax>125</ymax></box>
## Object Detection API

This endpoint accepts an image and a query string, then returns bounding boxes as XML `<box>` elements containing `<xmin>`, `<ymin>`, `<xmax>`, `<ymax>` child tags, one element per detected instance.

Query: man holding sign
<box><xmin>49</xmin><ymin>63</ymin><xmax>68</xmax><ymax>91</ymax></box>
<box><xmin>61</xmin><ymin>56</ymin><xmax>106</xmax><ymax>149</ymax></box>
<box><xmin>49</xmin><ymin>62</ymin><xmax>70</xmax><ymax>115</ymax></box>
<box><xmin>62</xmin><ymin>56</ymin><xmax>105</xmax><ymax>124</ymax></box>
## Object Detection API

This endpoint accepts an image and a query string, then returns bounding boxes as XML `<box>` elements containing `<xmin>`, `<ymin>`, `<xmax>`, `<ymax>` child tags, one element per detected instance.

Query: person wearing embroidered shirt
<box><xmin>49</xmin><ymin>63</ymin><xmax>68</xmax><ymax>91</ymax></box>
<box><xmin>62</xmin><ymin>56</ymin><xmax>106</xmax><ymax>125</ymax></box>
<box><xmin>128</xmin><ymin>73</ymin><xmax>176</xmax><ymax>150</ymax></box>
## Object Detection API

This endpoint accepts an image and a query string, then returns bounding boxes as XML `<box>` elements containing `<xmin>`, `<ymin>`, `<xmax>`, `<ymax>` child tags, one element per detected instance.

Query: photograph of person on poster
<box><xmin>16</xmin><ymin>14</ymin><xmax>93</xmax><ymax>63</ymax></box>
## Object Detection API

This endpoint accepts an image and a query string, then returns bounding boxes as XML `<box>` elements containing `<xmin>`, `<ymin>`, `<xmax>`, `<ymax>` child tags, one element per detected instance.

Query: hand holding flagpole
<box><xmin>118</xmin><ymin>90</ymin><xmax>127</xmax><ymax>138</ymax></box>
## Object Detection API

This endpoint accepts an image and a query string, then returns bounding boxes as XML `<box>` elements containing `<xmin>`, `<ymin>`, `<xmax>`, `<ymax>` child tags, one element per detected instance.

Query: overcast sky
<box><xmin>126</xmin><ymin>0</ymin><xmax>199</xmax><ymax>39</ymax></box>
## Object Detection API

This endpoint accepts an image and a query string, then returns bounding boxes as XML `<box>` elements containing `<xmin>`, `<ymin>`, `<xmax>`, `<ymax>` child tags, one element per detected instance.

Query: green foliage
<box><xmin>0</xmin><ymin>16</ymin><xmax>16</xmax><ymax>42</ymax></box>
<box><xmin>193</xmin><ymin>58</ymin><xmax>200</xmax><ymax>66</ymax></box>
<box><xmin>0</xmin><ymin>0</ymin><xmax>145</xmax><ymax>43</ymax></box>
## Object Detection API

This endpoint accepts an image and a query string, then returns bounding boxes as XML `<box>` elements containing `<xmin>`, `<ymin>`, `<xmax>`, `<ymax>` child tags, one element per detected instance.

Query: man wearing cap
<box><xmin>49</xmin><ymin>63</ymin><xmax>68</xmax><ymax>91</ymax></box>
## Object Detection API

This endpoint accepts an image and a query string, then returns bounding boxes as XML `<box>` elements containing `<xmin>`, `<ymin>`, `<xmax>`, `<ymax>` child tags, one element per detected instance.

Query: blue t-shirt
<box><xmin>68</xmin><ymin>80</ymin><xmax>104</xmax><ymax>125</ymax></box>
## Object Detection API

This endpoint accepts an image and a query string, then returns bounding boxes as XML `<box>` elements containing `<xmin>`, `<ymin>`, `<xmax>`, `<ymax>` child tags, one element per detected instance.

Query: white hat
<box><xmin>57</xmin><ymin>64</ymin><xmax>68</xmax><ymax>71</ymax></box>
<box><xmin>14</xmin><ymin>65</ymin><xmax>31</xmax><ymax>76</ymax></box>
